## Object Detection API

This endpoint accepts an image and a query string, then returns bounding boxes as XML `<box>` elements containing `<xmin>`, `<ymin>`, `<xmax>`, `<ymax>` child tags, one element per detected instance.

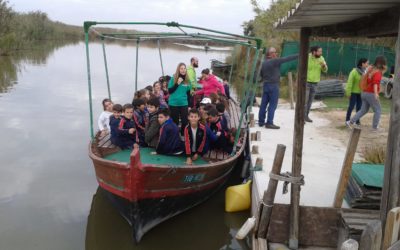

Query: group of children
<box><xmin>97</xmin><ymin>76</ymin><xmax>236</xmax><ymax>165</ymax></box>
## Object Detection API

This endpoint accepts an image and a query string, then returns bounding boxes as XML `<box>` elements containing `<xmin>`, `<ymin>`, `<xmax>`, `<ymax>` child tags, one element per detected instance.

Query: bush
<box><xmin>361</xmin><ymin>146</ymin><xmax>386</xmax><ymax>164</ymax></box>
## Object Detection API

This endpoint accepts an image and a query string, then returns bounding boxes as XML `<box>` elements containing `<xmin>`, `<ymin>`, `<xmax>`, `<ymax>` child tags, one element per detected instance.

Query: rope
<box><xmin>269</xmin><ymin>172</ymin><xmax>305</xmax><ymax>194</ymax></box>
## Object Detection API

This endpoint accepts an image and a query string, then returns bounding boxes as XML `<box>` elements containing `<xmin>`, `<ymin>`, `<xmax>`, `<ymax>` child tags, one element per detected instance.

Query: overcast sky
<box><xmin>9</xmin><ymin>0</ymin><xmax>271</xmax><ymax>34</ymax></box>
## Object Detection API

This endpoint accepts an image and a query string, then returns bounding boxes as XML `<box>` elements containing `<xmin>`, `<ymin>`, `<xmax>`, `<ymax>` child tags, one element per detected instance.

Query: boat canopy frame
<box><xmin>84</xmin><ymin>21</ymin><xmax>264</xmax><ymax>155</ymax></box>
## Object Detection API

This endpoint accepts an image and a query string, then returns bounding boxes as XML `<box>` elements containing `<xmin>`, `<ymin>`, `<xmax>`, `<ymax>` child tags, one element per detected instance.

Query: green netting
<box><xmin>280</xmin><ymin>41</ymin><xmax>395</xmax><ymax>77</ymax></box>
<box><xmin>351</xmin><ymin>163</ymin><xmax>384</xmax><ymax>188</ymax></box>
<box><xmin>103</xmin><ymin>147</ymin><xmax>208</xmax><ymax>166</ymax></box>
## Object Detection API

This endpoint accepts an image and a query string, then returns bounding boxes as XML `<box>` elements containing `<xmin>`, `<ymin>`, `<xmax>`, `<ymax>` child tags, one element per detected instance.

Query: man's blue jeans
<box><xmin>258</xmin><ymin>83</ymin><xmax>279</xmax><ymax>126</ymax></box>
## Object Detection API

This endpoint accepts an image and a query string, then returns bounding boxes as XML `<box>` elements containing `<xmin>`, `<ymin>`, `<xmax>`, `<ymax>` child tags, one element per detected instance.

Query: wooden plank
<box><xmin>267</xmin><ymin>204</ymin><xmax>339</xmax><ymax>247</ymax></box>
<box><xmin>383</xmin><ymin>207</ymin><xmax>400</xmax><ymax>249</ymax></box>
<box><xmin>256</xmin><ymin>144</ymin><xmax>286</xmax><ymax>239</ymax></box>
<box><xmin>381</xmin><ymin>16</ymin><xmax>400</xmax><ymax>232</ymax></box>
<box><xmin>359</xmin><ymin>220</ymin><xmax>382</xmax><ymax>250</ymax></box>
<box><xmin>310</xmin><ymin>6</ymin><xmax>400</xmax><ymax>37</ymax></box>
<box><xmin>289</xmin><ymin>27</ymin><xmax>310</xmax><ymax>250</ymax></box>
<box><xmin>333</xmin><ymin>128</ymin><xmax>361</xmax><ymax>208</ymax></box>
<box><xmin>257</xmin><ymin>238</ymin><xmax>268</xmax><ymax>250</ymax></box>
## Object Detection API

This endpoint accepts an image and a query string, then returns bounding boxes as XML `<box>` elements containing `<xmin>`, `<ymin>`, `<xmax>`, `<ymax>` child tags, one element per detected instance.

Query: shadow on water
<box><xmin>0</xmin><ymin>40</ymin><xmax>79</xmax><ymax>94</ymax></box>
<box><xmin>85</xmin><ymin>161</ymin><xmax>252</xmax><ymax>250</ymax></box>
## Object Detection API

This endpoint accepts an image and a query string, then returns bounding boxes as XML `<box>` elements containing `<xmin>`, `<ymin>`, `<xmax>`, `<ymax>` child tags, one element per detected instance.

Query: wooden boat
<box><xmin>88</xmin><ymin>99</ymin><xmax>247</xmax><ymax>242</ymax></box>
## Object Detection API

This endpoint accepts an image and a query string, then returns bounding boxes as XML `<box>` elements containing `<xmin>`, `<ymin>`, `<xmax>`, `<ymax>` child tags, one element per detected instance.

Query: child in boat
<box><xmin>98</xmin><ymin>98</ymin><xmax>113</xmax><ymax>137</ymax></box>
<box><xmin>222</xmin><ymin>78</ymin><xmax>231</xmax><ymax>100</ymax></box>
<box><xmin>225</xmin><ymin>127</ymin><xmax>238</xmax><ymax>154</ymax></box>
<box><xmin>153</xmin><ymin>81</ymin><xmax>168</xmax><ymax>109</ymax></box>
<box><xmin>184</xmin><ymin>109</ymin><xmax>208</xmax><ymax>165</ymax></box>
<box><xmin>145</xmin><ymin>97</ymin><xmax>160</xmax><ymax>148</ymax></box>
<box><xmin>109</xmin><ymin>104</ymin><xmax>123</xmax><ymax>145</ymax></box>
<box><xmin>216</xmin><ymin>102</ymin><xmax>231</xmax><ymax>130</ymax></box>
<box><xmin>132</xmin><ymin>89</ymin><xmax>151</xmax><ymax>104</ymax></box>
<box><xmin>116</xmin><ymin>104</ymin><xmax>138</xmax><ymax>149</ymax></box>
<box><xmin>156</xmin><ymin>108</ymin><xmax>183</xmax><ymax>155</ymax></box>
<box><xmin>132</xmin><ymin>98</ymin><xmax>148</xmax><ymax>147</ymax></box>
<box><xmin>207</xmin><ymin>107</ymin><xmax>229</xmax><ymax>152</ymax></box>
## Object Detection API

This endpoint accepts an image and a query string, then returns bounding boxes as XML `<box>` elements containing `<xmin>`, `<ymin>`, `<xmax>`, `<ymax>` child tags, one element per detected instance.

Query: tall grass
<box><xmin>361</xmin><ymin>146</ymin><xmax>386</xmax><ymax>164</ymax></box>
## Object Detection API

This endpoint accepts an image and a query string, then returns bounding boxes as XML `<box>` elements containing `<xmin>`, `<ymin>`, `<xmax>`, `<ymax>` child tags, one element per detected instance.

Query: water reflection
<box><xmin>0</xmin><ymin>40</ymin><xmax>80</xmax><ymax>94</ymax></box>
<box><xmin>86</xmin><ymin>187</ymin><xmax>250</xmax><ymax>250</ymax></box>
<box><xmin>0</xmin><ymin>41</ymin><xmax>249</xmax><ymax>250</ymax></box>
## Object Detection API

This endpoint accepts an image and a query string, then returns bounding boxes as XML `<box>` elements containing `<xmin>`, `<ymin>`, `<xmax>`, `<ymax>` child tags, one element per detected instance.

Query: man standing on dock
<box><xmin>305</xmin><ymin>46</ymin><xmax>328</xmax><ymax>123</ymax></box>
<box><xmin>258</xmin><ymin>47</ymin><xmax>298</xmax><ymax>129</ymax></box>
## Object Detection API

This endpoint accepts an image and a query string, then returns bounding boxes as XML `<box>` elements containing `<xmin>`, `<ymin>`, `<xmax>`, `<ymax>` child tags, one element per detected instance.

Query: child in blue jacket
<box><xmin>116</xmin><ymin>104</ymin><xmax>138</xmax><ymax>149</ymax></box>
<box><xmin>109</xmin><ymin>104</ymin><xmax>122</xmax><ymax>145</ymax></box>
<box><xmin>132</xmin><ymin>98</ymin><xmax>148</xmax><ymax>147</ymax></box>
<box><xmin>156</xmin><ymin>108</ymin><xmax>183</xmax><ymax>155</ymax></box>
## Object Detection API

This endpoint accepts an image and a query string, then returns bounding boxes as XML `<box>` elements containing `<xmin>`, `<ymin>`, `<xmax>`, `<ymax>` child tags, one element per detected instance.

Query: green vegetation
<box><xmin>362</xmin><ymin>146</ymin><xmax>386</xmax><ymax>164</ymax></box>
<box><xmin>0</xmin><ymin>0</ymin><xmax>82</xmax><ymax>55</ymax></box>
<box><xmin>322</xmin><ymin>95</ymin><xmax>392</xmax><ymax>114</ymax></box>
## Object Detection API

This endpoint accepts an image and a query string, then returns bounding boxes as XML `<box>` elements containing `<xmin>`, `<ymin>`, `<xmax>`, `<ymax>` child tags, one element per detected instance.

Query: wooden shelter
<box><xmin>255</xmin><ymin>0</ymin><xmax>400</xmax><ymax>249</ymax></box>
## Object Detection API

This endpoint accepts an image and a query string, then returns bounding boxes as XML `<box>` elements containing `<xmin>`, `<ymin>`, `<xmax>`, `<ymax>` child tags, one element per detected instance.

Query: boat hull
<box><xmin>100</xmin><ymin>169</ymin><xmax>232</xmax><ymax>243</ymax></box>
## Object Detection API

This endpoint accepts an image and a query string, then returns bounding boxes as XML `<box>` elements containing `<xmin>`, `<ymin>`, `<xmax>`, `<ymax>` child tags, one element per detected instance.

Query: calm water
<box><xmin>0</xmin><ymin>42</ymin><xmax>249</xmax><ymax>250</ymax></box>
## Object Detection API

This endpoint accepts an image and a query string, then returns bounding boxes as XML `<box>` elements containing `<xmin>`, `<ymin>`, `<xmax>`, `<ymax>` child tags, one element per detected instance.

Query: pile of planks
<box><xmin>345</xmin><ymin>176</ymin><xmax>382</xmax><ymax>209</ymax></box>
<box><xmin>345</xmin><ymin>164</ymin><xmax>384</xmax><ymax>210</ymax></box>
<box><xmin>315</xmin><ymin>79</ymin><xmax>345</xmax><ymax>98</ymax></box>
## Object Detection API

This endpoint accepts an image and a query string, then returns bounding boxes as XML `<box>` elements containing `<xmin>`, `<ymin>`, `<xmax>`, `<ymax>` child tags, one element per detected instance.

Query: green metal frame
<box><xmin>84</xmin><ymin>21</ymin><xmax>263</xmax><ymax>151</ymax></box>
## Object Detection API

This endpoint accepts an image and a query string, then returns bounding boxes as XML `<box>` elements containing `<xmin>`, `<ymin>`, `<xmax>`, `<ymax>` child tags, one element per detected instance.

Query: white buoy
<box><xmin>236</xmin><ymin>217</ymin><xmax>256</xmax><ymax>240</ymax></box>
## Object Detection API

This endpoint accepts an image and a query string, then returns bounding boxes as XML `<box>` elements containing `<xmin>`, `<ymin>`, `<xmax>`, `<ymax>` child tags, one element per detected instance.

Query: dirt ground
<box><xmin>316</xmin><ymin>109</ymin><xmax>389</xmax><ymax>160</ymax></box>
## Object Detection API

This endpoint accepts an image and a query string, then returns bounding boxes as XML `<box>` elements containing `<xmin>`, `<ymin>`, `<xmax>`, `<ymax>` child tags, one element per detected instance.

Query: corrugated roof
<box><xmin>275</xmin><ymin>0</ymin><xmax>400</xmax><ymax>29</ymax></box>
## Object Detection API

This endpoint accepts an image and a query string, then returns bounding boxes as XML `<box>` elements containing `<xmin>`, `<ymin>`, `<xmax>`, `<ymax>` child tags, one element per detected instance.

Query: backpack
<box><xmin>359</xmin><ymin>67</ymin><xmax>376</xmax><ymax>91</ymax></box>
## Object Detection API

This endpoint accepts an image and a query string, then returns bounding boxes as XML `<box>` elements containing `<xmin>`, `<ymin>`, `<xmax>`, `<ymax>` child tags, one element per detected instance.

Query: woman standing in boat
<box><xmin>168</xmin><ymin>63</ymin><xmax>191</xmax><ymax>135</ymax></box>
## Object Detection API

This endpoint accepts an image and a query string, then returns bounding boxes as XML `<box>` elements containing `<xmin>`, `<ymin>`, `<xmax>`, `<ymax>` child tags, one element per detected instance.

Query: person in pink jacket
<box><xmin>195</xmin><ymin>68</ymin><xmax>226</xmax><ymax>97</ymax></box>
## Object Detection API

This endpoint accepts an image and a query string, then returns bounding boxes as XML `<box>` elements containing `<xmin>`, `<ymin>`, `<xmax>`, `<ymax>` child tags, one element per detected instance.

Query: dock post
<box><xmin>289</xmin><ymin>27</ymin><xmax>310</xmax><ymax>249</ymax></box>
<box><xmin>333</xmin><ymin>128</ymin><xmax>361</xmax><ymax>208</ymax></box>
<box><xmin>255</xmin><ymin>144</ymin><xmax>286</xmax><ymax>239</ymax></box>
<box><xmin>288</xmin><ymin>72</ymin><xmax>294</xmax><ymax>110</ymax></box>
<box><xmin>380</xmin><ymin>17</ymin><xmax>400</xmax><ymax>234</ymax></box>
<box><xmin>252</xmin><ymin>145</ymin><xmax>259</xmax><ymax>154</ymax></box>
<box><xmin>360</xmin><ymin>220</ymin><xmax>382</xmax><ymax>250</ymax></box>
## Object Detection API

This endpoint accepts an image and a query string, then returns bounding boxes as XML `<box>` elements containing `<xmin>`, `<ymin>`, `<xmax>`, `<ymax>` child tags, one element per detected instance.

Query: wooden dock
<box><xmin>249</xmin><ymin>104</ymin><xmax>352</xmax><ymax>216</ymax></box>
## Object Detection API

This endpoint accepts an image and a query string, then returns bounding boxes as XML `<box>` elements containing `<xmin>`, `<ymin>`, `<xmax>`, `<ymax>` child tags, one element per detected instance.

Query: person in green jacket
<box><xmin>187</xmin><ymin>57</ymin><xmax>199</xmax><ymax>107</ymax></box>
<box><xmin>305</xmin><ymin>46</ymin><xmax>328</xmax><ymax>122</ymax></box>
<box><xmin>345</xmin><ymin>58</ymin><xmax>369</xmax><ymax>125</ymax></box>
<box><xmin>168</xmin><ymin>62</ymin><xmax>191</xmax><ymax>135</ymax></box>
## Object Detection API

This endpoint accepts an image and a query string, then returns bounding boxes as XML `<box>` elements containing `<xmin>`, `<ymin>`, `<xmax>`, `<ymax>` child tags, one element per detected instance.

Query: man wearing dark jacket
<box><xmin>258</xmin><ymin>47</ymin><xmax>298</xmax><ymax>129</ymax></box>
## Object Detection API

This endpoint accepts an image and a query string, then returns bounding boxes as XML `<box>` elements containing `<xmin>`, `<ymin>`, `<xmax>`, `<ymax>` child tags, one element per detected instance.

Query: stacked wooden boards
<box><xmin>345</xmin><ymin>164</ymin><xmax>384</xmax><ymax>209</ymax></box>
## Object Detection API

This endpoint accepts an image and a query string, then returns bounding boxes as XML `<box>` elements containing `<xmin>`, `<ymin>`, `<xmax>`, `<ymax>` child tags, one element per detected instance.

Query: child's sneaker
<box><xmin>372</xmin><ymin>127</ymin><xmax>384</xmax><ymax>133</ymax></box>
<box><xmin>345</xmin><ymin>120</ymin><xmax>354</xmax><ymax>128</ymax></box>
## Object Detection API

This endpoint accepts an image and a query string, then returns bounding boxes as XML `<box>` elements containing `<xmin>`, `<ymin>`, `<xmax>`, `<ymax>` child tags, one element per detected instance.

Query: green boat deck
<box><xmin>103</xmin><ymin>147</ymin><xmax>208</xmax><ymax>166</ymax></box>
<box><xmin>352</xmin><ymin>163</ymin><xmax>384</xmax><ymax>188</ymax></box>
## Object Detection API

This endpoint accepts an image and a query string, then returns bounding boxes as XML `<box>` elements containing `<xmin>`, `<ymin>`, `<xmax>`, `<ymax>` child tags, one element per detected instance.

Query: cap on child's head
<box><xmin>200</xmin><ymin>97</ymin><xmax>212</xmax><ymax>104</ymax></box>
